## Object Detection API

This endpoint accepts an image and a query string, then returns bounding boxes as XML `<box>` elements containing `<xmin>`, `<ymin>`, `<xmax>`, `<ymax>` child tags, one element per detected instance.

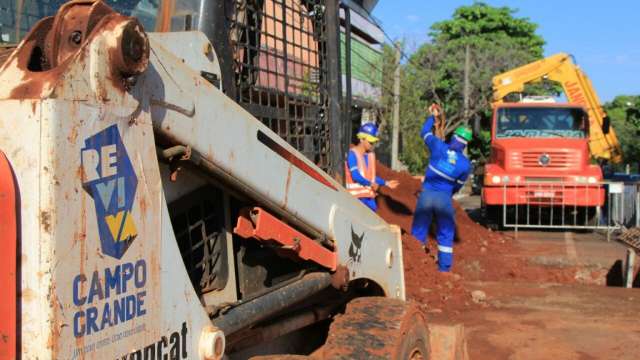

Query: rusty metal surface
<box><xmin>0</xmin><ymin>1</ymin><xmax>406</xmax><ymax>357</ymax></box>
<box><xmin>0</xmin><ymin>2</ymin><xmax>212</xmax><ymax>358</ymax></box>
<box><xmin>330</xmin><ymin>265</ymin><xmax>349</xmax><ymax>290</ymax></box>
<box><xmin>146</xmin><ymin>29</ymin><xmax>406</xmax><ymax>301</ymax></box>
<box><xmin>212</xmin><ymin>272</ymin><xmax>332</xmax><ymax>335</ymax></box>
<box><xmin>0</xmin><ymin>101</ymin><xmax>44</xmax><ymax>357</ymax></box>
<box><xmin>234</xmin><ymin>207</ymin><xmax>338</xmax><ymax>270</ymax></box>
<box><xmin>321</xmin><ymin>297</ymin><xmax>429</xmax><ymax>359</ymax></box>
<box><xmin>0</xmin><ymin>0</ymin><xmax>148</xmax><ymax>100</ymax></box>
<box><xmin>0</xmin><ymin>47</ymin><xmax>16</xmax><ymax>68</ymax></box>
<box><xmin>44</xmin><ymin>0</ymin><xmax>113</xmax><ymax>68</ymax></box>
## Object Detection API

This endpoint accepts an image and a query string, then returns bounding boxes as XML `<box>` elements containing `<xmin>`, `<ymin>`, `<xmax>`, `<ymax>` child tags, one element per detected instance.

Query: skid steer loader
<box><xmin>0</xmin><ymin>0</ymin><xmax>432</xmax><ymax>358</ymax></box>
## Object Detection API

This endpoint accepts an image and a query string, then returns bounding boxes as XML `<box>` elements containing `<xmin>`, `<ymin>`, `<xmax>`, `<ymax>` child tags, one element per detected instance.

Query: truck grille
<box><xmin>511</xmin><ymin>151</ymin><xmax>580</xmax><ymax>169</ymax></box>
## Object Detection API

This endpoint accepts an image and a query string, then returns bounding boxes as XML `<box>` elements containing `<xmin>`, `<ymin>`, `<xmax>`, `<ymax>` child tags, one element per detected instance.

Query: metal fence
<box><xmin>500</xmin><ymin>181</ymin><xmax>640</xmax><ymax>239</ymax></box>
<box><xmin>229</xmin><ymin>0</ymin><xmax>333</xmax><ymax>171</ymax></box>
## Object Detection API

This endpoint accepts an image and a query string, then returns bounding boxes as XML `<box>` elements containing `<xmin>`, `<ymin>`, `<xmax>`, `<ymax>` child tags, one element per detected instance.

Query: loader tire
<box><xmin>321</xmin><ymin>297</ymin><xmax>430</xmax><ymax>360</ymax></box>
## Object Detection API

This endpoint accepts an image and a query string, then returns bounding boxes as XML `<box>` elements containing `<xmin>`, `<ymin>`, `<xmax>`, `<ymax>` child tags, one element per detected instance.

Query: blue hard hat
<box><xmin>357</xmin><ymin>123</ymin><xmax>379</xmax><ymax>142</ymax></box>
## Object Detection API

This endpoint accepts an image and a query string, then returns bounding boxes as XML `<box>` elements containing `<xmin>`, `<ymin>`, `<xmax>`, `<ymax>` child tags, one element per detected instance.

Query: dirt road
<box><xmin>448</xmin><ymin>195</ymin><xmax>640</xmax><ymax>359</ymax></box>
<box><xmin>458</xmin><ymin>281</ymin><xmax>640</xmax><ymax>360</ymax></box>
<box><xmin>453</xmin><ymin>194</ymin><xmax>640</xmax><ymax>359</ymax></box>
<box><xmin>376</xmin><ymin>163</ymin><xmax>640</xmax><ymax>359</ymax></box>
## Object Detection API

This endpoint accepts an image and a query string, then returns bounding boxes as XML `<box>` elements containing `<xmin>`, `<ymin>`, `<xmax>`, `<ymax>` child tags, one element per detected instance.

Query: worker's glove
<box><xmin>428</xmin><ymin>103</ymin><xmax>441</xmax><ymax>117</ymax></box>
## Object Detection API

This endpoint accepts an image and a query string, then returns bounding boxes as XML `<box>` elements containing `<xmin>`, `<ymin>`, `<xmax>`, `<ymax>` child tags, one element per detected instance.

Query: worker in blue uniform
<box><xmin>411</xmin><ymin>106</ymin><xmax>472</xmax><ymax>272</ymax></box>
<box><xmin>345</xmin><ymin>123</ymin><xmax>399</xmax><ymax>212</ymax></box>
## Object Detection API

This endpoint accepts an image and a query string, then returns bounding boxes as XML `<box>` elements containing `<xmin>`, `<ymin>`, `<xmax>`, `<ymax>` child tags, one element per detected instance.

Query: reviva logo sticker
<box><xmin>81</xmin><ymin>124</ymin><xmax>138</xmax><ymax>259</ymax></box>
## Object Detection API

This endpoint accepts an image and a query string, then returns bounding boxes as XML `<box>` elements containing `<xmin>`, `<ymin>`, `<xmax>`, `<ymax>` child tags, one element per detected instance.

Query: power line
<box><xmin>351</xmin><ymin>5</ymin><xmax>427</xmax><ymax>72</ymax></box>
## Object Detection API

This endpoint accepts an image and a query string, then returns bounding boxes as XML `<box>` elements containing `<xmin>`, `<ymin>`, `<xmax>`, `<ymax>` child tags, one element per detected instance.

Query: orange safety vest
<box><xmin>344</xmin><ymin>148</ymin><xmax>376</xmax><ymax>199</ymax></box>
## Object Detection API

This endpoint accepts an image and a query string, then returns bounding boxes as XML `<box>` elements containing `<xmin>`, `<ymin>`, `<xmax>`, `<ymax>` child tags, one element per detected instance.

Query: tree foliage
<box><xmin>397</xmin><ymin>2</ymin><xmax>545</xmax><ymax>173</ymax></box>
<box><xmin>603</xmin><ymin>95</ymin><xmax>640</xmax><ymax>171</ymax></box>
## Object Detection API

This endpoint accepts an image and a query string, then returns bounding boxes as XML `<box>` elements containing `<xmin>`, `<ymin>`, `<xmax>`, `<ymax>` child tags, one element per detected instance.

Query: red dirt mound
<box><xmin>375</xmin><ymin>162</ymin><xmax>580</xmax><ymax>314</ymax></box>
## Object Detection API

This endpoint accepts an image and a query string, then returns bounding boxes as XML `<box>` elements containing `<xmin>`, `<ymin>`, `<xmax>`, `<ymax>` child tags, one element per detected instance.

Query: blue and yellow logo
<box><xmin>81</xmin><ymin>125</ymin><xmax>138</xmax><ymax>259</ymax></box>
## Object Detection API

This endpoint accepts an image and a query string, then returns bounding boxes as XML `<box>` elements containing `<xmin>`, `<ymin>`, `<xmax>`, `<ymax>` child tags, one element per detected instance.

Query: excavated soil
<box><xmin>375</xmin><ymin>163</ymin><xmax>583</xmax><ymax>316</ymax></box>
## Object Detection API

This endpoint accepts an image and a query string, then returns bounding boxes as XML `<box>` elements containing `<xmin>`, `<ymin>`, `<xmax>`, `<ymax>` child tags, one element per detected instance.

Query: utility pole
<box><xmin>463</xmin><ymin>43</ymin><xmax>471</xmax><ymax>156</ymax></box>
<box><xmin>391</xmin><ymin>43</ymin><xmax>401</xmax><ymax>170</ymax></box>
<box><xmin>463</xmin><ymin>43</ymin><xmax>470</xmax><ymax>122</ymax></box>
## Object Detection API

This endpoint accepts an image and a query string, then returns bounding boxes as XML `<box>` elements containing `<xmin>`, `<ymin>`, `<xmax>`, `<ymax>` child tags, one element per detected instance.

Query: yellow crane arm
<box><xmin>492</xmin><ymin>53</ymin><xmax>572</xmax><ymax>104</ymax></box>
<box><xmin>492</xmin><ymin>53</ymin><xmax>623</xmax><ymax>163</ymax></box>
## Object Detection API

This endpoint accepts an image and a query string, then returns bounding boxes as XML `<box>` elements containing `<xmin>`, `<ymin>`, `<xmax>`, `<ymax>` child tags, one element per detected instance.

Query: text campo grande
<box><xmin>72</xmin><ymin>259</ymin><xmax>147</xmax><ymax>337</ymax></box>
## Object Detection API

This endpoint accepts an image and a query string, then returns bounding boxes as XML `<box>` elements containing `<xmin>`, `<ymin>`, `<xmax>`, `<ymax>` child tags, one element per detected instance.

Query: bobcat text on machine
<box><xmin>0</xmin><ymin>1</ymin><xmax>431</xmax><ymax>358</ymax></box>
<box><xmin>482</xmin><ymin>53</ymin><xmax>622</xmax><ymax>228</ymax></box>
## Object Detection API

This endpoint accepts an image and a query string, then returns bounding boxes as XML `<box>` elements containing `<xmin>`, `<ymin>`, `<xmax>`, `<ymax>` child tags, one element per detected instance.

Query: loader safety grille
<box><xmin>229</xmin><ymin>0</ymin><xmax>332</xmax><ymax>171</ymax></box>
<box><xmin>169</xmin><ymin>186</ymin><xmax>229</xmax><ymax>295</ymax></box>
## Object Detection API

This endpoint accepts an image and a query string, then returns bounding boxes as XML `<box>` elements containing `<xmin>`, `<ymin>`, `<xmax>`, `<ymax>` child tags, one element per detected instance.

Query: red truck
<box><xmin>481</xmin><ymin>54</ymin><xmax>622</xmax><ymax>229</ymax></box>
<box><xmin>482</xmin><ymin>101</ymin><xmax>605</xmax><ymax>228</ymax></box>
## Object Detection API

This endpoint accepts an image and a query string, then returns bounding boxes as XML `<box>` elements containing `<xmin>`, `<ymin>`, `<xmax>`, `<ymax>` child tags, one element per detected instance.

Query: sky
<box><xmin>372</xmin><ymin>0</ymin><xmax>640</xmax><ymax>102</ymax></box>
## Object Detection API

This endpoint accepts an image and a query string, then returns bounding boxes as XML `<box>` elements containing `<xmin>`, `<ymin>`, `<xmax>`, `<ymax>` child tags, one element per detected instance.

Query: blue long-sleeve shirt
<box><xmin>420</xmin><ymin>116</ymin><xmax>471</xmax><ymax>194</ymax></box>
<box><xmin>347</xmin><ymin>150</ymin><xmax>386</xmax><ymax>187</ymax></box>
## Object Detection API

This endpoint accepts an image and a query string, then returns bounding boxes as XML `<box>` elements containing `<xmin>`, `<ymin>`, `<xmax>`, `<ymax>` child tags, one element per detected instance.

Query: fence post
<box><xmin>636</xmin><ymin>183</ymin><xmax>640</xmax><ymax>228</ymax></box>
<box><xmin>626</xmin><ymin>248</ymin><xmax>636</xmax><ymax>288</ymax></box>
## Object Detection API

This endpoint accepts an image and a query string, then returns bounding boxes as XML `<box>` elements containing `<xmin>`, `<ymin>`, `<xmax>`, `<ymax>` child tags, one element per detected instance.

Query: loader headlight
<box><xmin>491</xmin><ymin>175</ymin><xmax>501</xmax><ymax>184</ymax></box>
<box><xmin>587</xmin><ymin>176</ymin><xmax>597</xmax><ymax>184</ymax></box>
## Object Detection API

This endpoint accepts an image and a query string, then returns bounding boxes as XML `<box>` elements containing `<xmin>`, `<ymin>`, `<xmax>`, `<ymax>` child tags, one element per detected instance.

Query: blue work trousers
<box><xmin>411</xmin><ymin>189</ymin><xmax>455</xmax><ymax>272</ymax></box>
<box><xmin>359</xmin><ymin>197</ymin><xmax>377</xmax><ymax>212</ymax></box>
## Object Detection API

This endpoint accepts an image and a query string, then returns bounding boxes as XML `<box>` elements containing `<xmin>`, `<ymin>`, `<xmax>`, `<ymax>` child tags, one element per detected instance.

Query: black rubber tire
<box><xmin>395</xmin><ymin>317</ymin><xmax>430</xmax><ymax>360</ymax></box>
<box><xmin>321</xmin><ymin>297</ymin><xmax>430</xmax><ymax>360</ymax></box>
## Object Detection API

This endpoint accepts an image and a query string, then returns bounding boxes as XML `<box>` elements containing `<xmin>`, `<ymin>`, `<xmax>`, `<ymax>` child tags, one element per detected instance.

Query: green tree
<box><xmin>604</xmin><ymin>95</ymin><xmax>640</xmax><ymax>171</ymax></box>
<box><xmin>398</xmin><ymin>2</ymin><xmax>545</xmax><ymax>173</ymax></box>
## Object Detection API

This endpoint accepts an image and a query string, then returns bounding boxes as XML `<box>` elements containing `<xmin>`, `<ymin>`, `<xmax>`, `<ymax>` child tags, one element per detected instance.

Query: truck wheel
<box><xmin>321</xmin><ymin>297</ymin><xmax>430</xmax><ymax>360</ymax></box>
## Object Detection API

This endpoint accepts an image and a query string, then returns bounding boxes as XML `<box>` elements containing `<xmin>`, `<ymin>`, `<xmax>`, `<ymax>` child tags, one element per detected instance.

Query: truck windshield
<box><xmin>0</xmin><ymin>0</ymin><xmax>160</xmax><ymax>44</ymax></box>
<box><xmin>495</xmin><ymin>107</ymin><xmax>587</xmax><ymax>139</ymax></box>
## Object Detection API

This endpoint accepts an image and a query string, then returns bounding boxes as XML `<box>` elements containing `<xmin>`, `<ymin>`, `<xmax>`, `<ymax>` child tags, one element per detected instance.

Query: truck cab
<box><xmin>482</xmin><ymin>102</ymin><xmax>605</xmax><ymax>226</ymax></box>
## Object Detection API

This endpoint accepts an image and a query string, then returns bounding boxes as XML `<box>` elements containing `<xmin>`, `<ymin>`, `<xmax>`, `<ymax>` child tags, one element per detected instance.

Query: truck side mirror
<box><xmin>602</xmin><ymin>116</ymin><xmax>610</xmax><ymax>135</ymax></box>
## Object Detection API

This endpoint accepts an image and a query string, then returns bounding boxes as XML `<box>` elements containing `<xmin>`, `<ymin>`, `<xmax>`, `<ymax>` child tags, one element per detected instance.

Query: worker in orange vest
<box><xmin>345</xmin><ymin>123</ymin><xmax>399</xmax><ymax>211</ymax></box>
